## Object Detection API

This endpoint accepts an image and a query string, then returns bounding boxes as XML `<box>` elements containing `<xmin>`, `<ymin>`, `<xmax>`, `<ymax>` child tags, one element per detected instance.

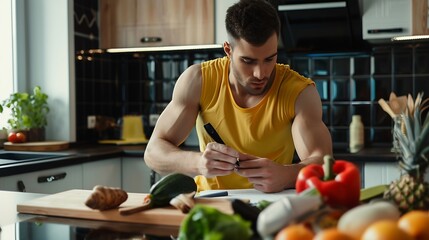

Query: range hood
<box><xmin>276</xmin><ymin>0</ymin><xmax>369</xmax><ymax>53</ymax></box>
<box><xmin>361</xmin><ymin>0</ymin><xmax>429</xmax><ymax>43</ymax></box>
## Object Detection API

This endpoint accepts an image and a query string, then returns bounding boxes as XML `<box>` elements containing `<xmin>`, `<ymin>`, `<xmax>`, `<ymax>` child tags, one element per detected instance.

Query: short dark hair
<box><xmin>225</xmin><ymin>0</ymin><xmax>280</xmax><ymax>46</ymax></box>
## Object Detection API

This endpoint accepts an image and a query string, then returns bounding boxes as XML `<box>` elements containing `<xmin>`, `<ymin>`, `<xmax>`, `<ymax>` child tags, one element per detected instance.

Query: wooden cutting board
<box><xmin>4</xmin><ymin>141</ymin><xmax>69</xmax><ymax>151</ymax></box>
<box><xmin>17</xmin><ymin>189</ymin><xmax>233</xmax><ymax>226</ymax></box>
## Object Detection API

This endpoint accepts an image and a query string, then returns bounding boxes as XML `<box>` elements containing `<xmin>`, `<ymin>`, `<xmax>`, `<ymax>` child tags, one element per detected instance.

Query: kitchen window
<box><xmin>0</xmin><ymin>0</ymin><xmax>16</xmax><ymax>128</ymax></box>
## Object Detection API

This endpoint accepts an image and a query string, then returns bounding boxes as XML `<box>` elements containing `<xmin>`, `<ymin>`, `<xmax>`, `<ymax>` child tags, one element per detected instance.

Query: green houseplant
<box><xmin>2</xmin><ymin>86</ymin><xmax>49</xmax><ymax>141</ymax></box>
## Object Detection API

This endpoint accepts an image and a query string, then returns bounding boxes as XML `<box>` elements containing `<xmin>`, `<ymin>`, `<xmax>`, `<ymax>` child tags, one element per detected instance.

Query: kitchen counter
<box><xmin>0</xmin><ymin>190</ymin><xmax>45</xmax><ymax>226</ymax></box>
<box><xmin>0</xmin><ymin>143</ymin><xmax>398</xmax><ymax>177</ymax></box>
<box><xmin>0</xmin><ymin>189</ymin><xmax>296</xmax><ymax>239</ymax></box>
<box><xmin>0</xmin><ymin>144</ymin><xmax>138</xmax><ymax>177</ymax></box>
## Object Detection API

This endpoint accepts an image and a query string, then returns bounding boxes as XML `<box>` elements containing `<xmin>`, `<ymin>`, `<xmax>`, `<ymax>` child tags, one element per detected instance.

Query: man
<box><xmin>144</xmin><ymin>0</ymin><xmax>332</xmax><ymax>193</ymax></box>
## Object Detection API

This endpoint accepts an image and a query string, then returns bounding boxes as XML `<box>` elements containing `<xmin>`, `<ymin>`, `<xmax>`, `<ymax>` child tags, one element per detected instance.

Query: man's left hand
<box><xmin>235</xmin><ymin>154</ymin><xmax>301</xmax><ymax>193</ymax></box>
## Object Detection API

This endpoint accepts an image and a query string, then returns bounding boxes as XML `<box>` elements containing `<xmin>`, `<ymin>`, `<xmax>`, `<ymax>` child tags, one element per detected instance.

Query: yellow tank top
<box><xmin>195</xmin><ymin>57</ymin><xmax>314</xmax><ymax>191</ymax></box>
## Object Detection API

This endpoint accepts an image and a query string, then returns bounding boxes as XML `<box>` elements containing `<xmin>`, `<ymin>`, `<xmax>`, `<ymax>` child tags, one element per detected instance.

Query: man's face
<box><xmin>225</xmin><ymin>33</ymin><xmax>278</xmax><ymax>96</ymax></box>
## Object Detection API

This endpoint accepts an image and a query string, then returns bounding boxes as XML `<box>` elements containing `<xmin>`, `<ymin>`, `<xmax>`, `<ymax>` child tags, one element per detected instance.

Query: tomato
<box><xmin>8</xmin><ymin>132</ymin><xmax>18</xmax><ymax>143</ymax></box>
<box><xmin>8</xmin><ymin>132</ymin><xmax>27</xmax><ymax>143</ymax></box>
<box><xmin>16</xmin><ymin>132</ymin><xmax>26</xmax><ymax>143</ymax></box>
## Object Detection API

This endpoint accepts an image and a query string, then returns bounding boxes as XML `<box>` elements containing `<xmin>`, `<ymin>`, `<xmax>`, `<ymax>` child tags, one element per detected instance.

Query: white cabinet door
<box><xmin>82</xmin><ymin>158</ymin><xmax>121</xmax><ymax>190</ymax></box>
<box><xmin>362</xmin><ymin>0</ymin><xmax>411</xmax><ymax>40</ymax></box>
<box><xmin>0</xmin><ymin>165</ymin><xmax>83</xmax><ymax>194</ymax></box>
<box><xmin>121</xmin><ymin>157</ymin><xmax>161</xmax><ymax>193</ymax></box>
<box><xmin>364</xmin><ymin>161</ymin><xmax>429</xmax><ymax>188</ymax></box>
<box><xmin>364</xmin><ymin>162</ymin><xmax>400</xmax><ymax>188</ymax></box>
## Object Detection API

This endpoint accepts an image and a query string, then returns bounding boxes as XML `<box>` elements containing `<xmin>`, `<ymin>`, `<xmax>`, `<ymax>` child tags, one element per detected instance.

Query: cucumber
<box><xmin>149</xmin><ymin>173</ymin><xmax>197</xmax><ymax>207</ymax></box>
<box><xmin>119</xmin><ymin>173</ymin><xmax>197</xmax><ymax>215</ymax></box>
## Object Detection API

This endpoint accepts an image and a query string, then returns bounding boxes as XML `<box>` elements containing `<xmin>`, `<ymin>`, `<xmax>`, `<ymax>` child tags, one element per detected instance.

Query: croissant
<box><xmin>85</xmin><ymin>185</ymin><xmax>128</xmax><ymax>210</ymax></box>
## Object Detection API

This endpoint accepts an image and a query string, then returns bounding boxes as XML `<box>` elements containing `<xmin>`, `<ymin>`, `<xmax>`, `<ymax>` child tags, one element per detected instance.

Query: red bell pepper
<box><xmin>295</xmin><ymin>155</ymin><xmax>361</xmax><ymax>209</ymax></box>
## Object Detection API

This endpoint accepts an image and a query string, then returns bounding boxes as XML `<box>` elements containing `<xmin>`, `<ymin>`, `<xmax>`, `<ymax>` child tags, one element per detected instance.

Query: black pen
<box><xmin>203</xmin><ymin>123</ymin><xmax>240</xmax><ymax>167</ymax></box>
<box><xmin>204</xmin><ymin>123</ymin><xmax>225</xmax><ymax>144</ymax></box>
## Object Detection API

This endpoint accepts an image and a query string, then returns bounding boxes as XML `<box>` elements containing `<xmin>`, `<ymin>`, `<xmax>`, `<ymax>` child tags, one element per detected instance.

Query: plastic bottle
<box><xmin>349</xmin><ymin>115</ymin><xmax>364</xmax><ymax>153</ymax></box>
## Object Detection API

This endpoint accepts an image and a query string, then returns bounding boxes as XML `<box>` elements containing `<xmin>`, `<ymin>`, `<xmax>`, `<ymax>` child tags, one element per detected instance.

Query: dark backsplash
<box><xmin>74</xmin><ymin>1</ymin><xmax>429</xmax><ymax>149</ymax></box>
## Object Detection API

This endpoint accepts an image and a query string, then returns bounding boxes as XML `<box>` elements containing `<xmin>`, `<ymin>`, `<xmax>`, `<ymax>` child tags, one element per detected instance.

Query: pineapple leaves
<box><xmin>417</xmin><ymin>118</ymin><xmax>429</xmax><ymax>153</ymax></box>
<box><xmin>421</xmin><ymin>98</ymin><xmax>429</xmax><ymax>114</ymax></box>
<box><xmin>420</xmin><ymin>146</ymin><xmax>429</xmax><ymax>162</ymax></box>
<box><xmin>395</xmin><ymin>123</ymin><xmax>412</xmax><ymax>161</ymax></box>
<box><xmin>423</xmin><ymin>104</ymin><xmax>429</xmax><ymax>127</ymax></box>
<box><xmin>382</xmin><ymin>92</ymin><xmax>429</xmax><ymax>176</ymax></box>
<box><xmin>414</xmin><ymin>101</ymin><xmax>422</xmax><ymax>142</ymax></box>
<box><xmin>402</xmin><ymin>114</ymin><xmax>415</xmax><ymax>149</ymax></box>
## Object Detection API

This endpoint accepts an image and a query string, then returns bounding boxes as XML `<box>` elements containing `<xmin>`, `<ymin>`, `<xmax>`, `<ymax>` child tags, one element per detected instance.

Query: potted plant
<box><xmin>2</xmin><ymin>86</ymin><xmax>49</xmax><ymax>142</ymax></box>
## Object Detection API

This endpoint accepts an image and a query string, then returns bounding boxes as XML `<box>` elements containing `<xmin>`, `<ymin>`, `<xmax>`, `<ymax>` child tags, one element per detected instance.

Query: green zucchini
<box><xmin>149</xmin><ymin>172</ymin><xmax>197</xmax><ymax>207</ymax></box>
<box><xmin>119</xmin><ymin>173</ymin><xmax>197</xmax><ymax>215</ymax></box>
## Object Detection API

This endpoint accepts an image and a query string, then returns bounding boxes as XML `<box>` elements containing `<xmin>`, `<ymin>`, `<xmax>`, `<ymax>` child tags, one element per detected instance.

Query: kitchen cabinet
<box><xmin>0</xmin><ymin>157</ymin><xmax>122</xmax><ymax>194</ymax></box>
<box><xmin>364</xmin><ymin>161</ymin><xmax>429</xmax><ymax>188</ymax></box>
<box><xmin>362</xmin><ymin>0</ymin><xmax>429</xmax><ymax>41</ymax></box>
<box><xmin>363</xmin><ymin>162</ymin><xmax>400</xmax><ymax>188</ymax></box>
<box><xmin>82</xmin><ymin>157</ymin><xmax>122</xmax><ymax>189</ymax></box>
<box><xmin>99</xmin><ymin>0</ymin><xmax>214</xmax><ymax>48</ymax></box>
<box><xmin>121</xmin><ymin>156</ymin><xmax>161</xmax><ymax>193</ymax></box>
<box><xmin>0</xmin><ymin>165</ymin><xmax>83</xmax><ymax>194</ymax></box>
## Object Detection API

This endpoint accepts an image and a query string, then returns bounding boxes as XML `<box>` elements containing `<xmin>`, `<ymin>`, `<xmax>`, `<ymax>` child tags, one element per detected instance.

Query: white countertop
<box><xmin>0</xmin><ymin>190</ymin><xmax>46</xmax><ymax>227</ymax></box>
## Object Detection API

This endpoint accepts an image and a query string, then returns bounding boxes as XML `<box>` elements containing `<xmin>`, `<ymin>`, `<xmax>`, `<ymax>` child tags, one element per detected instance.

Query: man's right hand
<box><xmin>199</xmin><ymin>142</ymin><xmax>240</xmax><ymax>178</ymax></box>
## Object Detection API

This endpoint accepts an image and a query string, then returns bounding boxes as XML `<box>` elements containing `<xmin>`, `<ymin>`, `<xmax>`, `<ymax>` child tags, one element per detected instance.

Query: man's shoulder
<box><xmin>201</xmin><ymin>56</ymin><xmax>229</xmax><ymax>68</ymax></box>
<box><xmin>276</xmin><ymin>64</ymin><xmax>312</xmax><ymax>83</ymax></box>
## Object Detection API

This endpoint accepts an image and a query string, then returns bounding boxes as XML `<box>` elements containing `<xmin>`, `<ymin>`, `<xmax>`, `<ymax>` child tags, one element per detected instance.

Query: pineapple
<box><xmin>384</xmin><ymin>92</ymin><xmax>429</xmax><ymax>213</ymax></box>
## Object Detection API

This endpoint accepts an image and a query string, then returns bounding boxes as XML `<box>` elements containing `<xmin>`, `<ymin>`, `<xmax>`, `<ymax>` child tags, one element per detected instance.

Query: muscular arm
<box><xmin>292</xmin><ymin>85</ymin><xmax>333</xmax><ymax>166</ymax></box>
<box><xmin>236</xmin><ymin>85</ymin><xmax>332</xmax><ymax>192</ymax></box>
<box><xmin>144</xmin><ymin>65</ymin><xmax>240</xmax><ymax>177</ymax></box>
<box><xmin>144</xmin><ymin>65</ymin><xmax>203</xmax><ymax>176</ymax></box>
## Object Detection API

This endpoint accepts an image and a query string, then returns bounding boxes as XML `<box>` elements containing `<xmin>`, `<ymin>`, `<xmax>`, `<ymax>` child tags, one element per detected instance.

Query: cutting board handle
<box><xmin>119</xmin><ymin>202</ymin><xmax>151</xmax><ymax>215</ymax></box>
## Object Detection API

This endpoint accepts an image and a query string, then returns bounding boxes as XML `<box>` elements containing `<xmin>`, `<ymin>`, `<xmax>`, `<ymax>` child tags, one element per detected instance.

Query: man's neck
<box><xmin>228</xmin><ymin>70</ymin><xmax>275</xmax><ymax>108</ymax></box>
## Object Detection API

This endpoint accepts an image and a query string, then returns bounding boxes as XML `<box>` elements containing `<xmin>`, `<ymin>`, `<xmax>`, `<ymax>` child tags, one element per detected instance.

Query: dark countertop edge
<box><xmin>333</xmin><ymin>148</ymin><xmax>400</xmax><ymax>162</ymax></box>
<box><xmin>0</xmin><ymin>144</ymin><xmax>399</xmax><ymax>177</ymax></box>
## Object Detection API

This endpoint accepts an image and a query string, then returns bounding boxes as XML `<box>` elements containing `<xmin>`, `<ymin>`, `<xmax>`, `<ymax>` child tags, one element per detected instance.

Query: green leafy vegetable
<box><xmin>178</xmin><ymin>204</ymin><xmax>253</xmax><ymax>240</ymax></box>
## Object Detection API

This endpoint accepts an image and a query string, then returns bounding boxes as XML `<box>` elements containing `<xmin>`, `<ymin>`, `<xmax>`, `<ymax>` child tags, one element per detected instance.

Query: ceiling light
<box><xmin>391</xmin><ymin>35</ymin><xmax>429</xmax><ymax>41</ymax></box>
<box><xmin>106</xmin><ymin>44</ymin><xmax>223</xmax><ymax>53</ymax></box>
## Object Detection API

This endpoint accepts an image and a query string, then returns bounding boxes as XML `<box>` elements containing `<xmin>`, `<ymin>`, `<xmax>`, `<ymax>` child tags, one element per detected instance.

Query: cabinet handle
<box><xmin>38</xmin><ymin>172</ymin><xmax>67</xmax><ymax>183</ymax></box>
<box><xmin>367</xmin><ymin>28</ymin><xmax>403</xmax><ymax>34</ymax></box>
<box><xmin>278</xmin><ymin>2</ymin><xmax>346</xmax><ymax>11</ymax></box>
<box><xmin>141</xmin><ymin>37</ymin><xmax>162</xmax><ymax>43</ymax></box>
<box><xmin>17</xmin><ymin>180</ymin><xmax>26</xmax><ymax>192</ymax></box>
